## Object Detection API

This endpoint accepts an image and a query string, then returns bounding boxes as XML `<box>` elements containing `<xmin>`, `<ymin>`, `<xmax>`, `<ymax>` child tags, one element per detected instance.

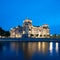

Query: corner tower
<box><xmin>22</xmin><ymin>18</ymin><xmax>32</xmax><ymax>37</ymax></box>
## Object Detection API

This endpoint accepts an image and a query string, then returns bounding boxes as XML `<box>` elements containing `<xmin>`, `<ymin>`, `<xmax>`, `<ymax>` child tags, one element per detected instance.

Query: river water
<box><xmin>0</xmin><ymin>41</ymin><xmax>60</xmax><ymax>60</ymax></box>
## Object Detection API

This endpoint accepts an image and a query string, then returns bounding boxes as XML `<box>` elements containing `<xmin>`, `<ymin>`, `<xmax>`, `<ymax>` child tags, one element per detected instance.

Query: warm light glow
<box><xmin>42</xmin><ymin>42</ymin><xmax>45</xmax><ymax>52</ymax></box>
<box><xmin>10</xmin><ymin>20</ymin><xmax>50</xmax><ymax>38</ymax></box>
<box><xmin>23</xmin><ymin>19</ymin><xmax>32</xmax><ymax>23</ymax></box>
<box><xmin>12</xmin><ymin>32</ymin><xmax>15</xmax><ymax>35</ymax></box>
<box><xmin>38</xmin><ymin>42</ymin><xmax>41</xmax><ymax>51</ymax></box>
<box><xmin>16</xmin><ymin>34</ymin><xmax>20</xmax><ymax>38</ymax></box>
<box><xmin>28</xmin><ymin>42</ymin><xmax>37</xmax><ymax>56</ymax></box>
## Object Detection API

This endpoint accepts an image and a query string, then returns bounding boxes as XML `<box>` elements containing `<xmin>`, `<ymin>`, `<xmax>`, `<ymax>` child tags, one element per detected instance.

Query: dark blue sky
<box><xmin>0</xmin><ymin>0</ymin><xmax>60</xmax><ymax>34</ymax></box>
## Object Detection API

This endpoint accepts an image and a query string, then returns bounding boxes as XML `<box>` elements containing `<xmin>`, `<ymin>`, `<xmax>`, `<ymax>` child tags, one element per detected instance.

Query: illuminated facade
<box><xmin>10</xmin><ymin>18</ymin><xmax>50</xmax><ymax>38</ymax></box>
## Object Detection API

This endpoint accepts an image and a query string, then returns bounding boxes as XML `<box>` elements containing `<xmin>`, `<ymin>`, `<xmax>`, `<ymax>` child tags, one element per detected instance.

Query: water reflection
<box><xmin>37</xmin><ymin>42</ymin><xmax>49</xmax><ymax>54</ymax></box>
<box><xmin>49</xmin><ymin>42</ymin><xmax>59</xmax><ymax>55</ymax></box>
<box><xmin>56</xmin><ymin>42</ymin><xmax>58</xmax><ymax>53</ymax></box>
<box><xmin>49</xmin><ymin>42</ymin><xmax>53</xmax><ymax>53</ymax></box>
<box><xmin>38</xmin><ymin>42</ymin><xmax>41</xmax><ymax>51</ymax></box>
<box><xmin>28</xmin><ymin>42</ymin><xmax>37</xmax><ymax>56</ymax></box>
<box><xmin>9</xmin><ymin>42</ymin><xmax>50</xmax><ymax>60</ymax></box>
<box><xmin>10</xmin><ymin>42</ymin><xmax>59</xmax><ymax>56</ymax></box>
<box><xmin>0</xmin><ymin>41</ymin><xmax>60</xmax><ymax>60</ymax></box>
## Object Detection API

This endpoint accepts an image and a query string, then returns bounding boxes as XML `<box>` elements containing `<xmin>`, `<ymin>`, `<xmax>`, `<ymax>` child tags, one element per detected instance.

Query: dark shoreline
<box><xmin>0</xmin><ymin>38</ymin><xmax>60</xmax><ymax>42</ymax></box>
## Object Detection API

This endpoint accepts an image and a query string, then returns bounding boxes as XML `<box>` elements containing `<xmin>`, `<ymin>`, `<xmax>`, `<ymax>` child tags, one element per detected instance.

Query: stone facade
<box><xmin>10</xmin><ymin>19</ymin><xmax>50</xmax><ymax>38</ymax></box>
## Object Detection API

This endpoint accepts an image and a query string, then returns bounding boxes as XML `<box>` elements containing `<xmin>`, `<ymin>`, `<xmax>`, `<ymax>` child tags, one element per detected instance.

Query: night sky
<box><xmin>0</xmin><ymin>0</ymin><xmax>60</xmax><ymax>34</ymax></box>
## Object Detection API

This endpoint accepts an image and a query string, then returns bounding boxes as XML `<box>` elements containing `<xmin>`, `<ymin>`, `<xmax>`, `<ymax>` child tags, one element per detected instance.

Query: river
<box><xmin>0</xmin><ymin>40</ymin><xmax>60</xmax><ymax>60</ymax></box>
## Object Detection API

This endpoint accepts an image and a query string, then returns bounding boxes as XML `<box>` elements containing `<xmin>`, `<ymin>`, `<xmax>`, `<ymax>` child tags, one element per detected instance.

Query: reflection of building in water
<box><xmin>23</xmin><ymin>42</ymin><xmax>59</xmax><ymax>56</ymax></box>
<box><xmin>27</xmin><ymin>42</ymin><xmax>38</xmax><ymax>55</ymax></box>
<box><xmin>23</xmin><ymin>42</ymin><xmax>49</xmax><ymax>57</ymax></box>
<box><xmin>38</xmin><ymin>42</ymin><xmax>41</xmax><ymax>51</ymax></box>
<box><xmin>49</xmin><ymin>42</ymin><xmax>59</xmax><ymax>54</ymax></box>
<box><xmin>10</xmin><ymin>42</ymin><xmax>23</xmax><ymax>55</ymax></box>
<box><xmin>49</xmin><ymin>42</ymin><xmax>53</xmax><ymax>53</ymax></box>
<box><xmin>10</xmin><ymin>18</ymin><xmax>50</xmax><ymax>38</ymax></box>
<box><xmin>56</xmin><ymin>42</ymin><xmax>58</xmax><ymax>53</ymax></box>
<box><xmin>9</xmin><ymin>42</ymin><xmax>59</xmax><ymax>60</ymax></box>
<box><xmin>38</xmin><ymin>42</ymin><xmax>49</xmax><ymax>54</ymax></box>
<box><xmin>10</xmin><ymin>42</ymin><xmax>59</xmax><ymax>56</ymax></box>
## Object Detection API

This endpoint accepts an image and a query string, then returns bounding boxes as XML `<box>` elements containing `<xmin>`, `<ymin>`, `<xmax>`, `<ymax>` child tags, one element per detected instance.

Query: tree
<box><xmin>53</xmin><ymin>34</ymin><xmax>57</xmax><ymax>38</ymax></box>
<box><xmin>5</xmin><ymin>31</ymin><xmax>10</xmax><ymax>37</ymax></box>
<box><xmin>57</xmin><ymin>34</ymin><xmax>60</xmax><ymax>38</ymax></box>
<box><xmin>0</xmin><ymin>27</ymin><xmax>10</xmax><ymax>37</ymax></box>
<box><xmin>0</xmin><ymin>27</ymin><xmax>5</xmax><ymax>36</ymax></box>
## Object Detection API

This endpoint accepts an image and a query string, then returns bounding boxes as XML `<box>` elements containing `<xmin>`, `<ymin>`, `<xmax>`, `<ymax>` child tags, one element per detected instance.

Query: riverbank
<box><xmin>0</xmin><ymin>38</ymin><xmax>60</xmax><ymax>42</ymax></box>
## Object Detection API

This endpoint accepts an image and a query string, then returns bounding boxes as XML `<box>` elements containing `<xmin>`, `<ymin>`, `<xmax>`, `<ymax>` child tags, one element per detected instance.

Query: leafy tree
<box><xmin>0</xmin><ymin>27</ymin><xmax>10</xmax><ymax>37</ymax></box>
